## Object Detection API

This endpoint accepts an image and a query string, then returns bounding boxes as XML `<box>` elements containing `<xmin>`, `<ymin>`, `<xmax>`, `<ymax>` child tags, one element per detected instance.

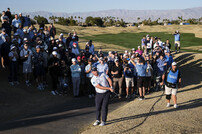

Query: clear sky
<box><xmin>1</xmin><ymin>0</ymin><xmax>202</xmax><ymax>13</ymax></box>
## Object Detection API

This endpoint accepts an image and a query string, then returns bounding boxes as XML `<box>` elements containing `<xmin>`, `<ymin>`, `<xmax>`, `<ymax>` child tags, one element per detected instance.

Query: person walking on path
<box><xmin>161</xmin><ymin>62</ymin><xmax>181</xmax><ymax>108</ymax></box>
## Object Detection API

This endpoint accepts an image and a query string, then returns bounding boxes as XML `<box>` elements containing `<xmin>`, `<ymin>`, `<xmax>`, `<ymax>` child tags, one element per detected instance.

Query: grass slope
<box><xmin>81</xmin><ymin>32</ymin><xmax>202</xmax><ymax>53</ymax></box>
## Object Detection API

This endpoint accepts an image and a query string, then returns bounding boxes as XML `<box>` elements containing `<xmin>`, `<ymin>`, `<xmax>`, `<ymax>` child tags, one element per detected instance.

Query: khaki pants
<box><xmin>113</xmin><ymin>77</ymin><xmax>123</xmax><ymax>95</ymax></box>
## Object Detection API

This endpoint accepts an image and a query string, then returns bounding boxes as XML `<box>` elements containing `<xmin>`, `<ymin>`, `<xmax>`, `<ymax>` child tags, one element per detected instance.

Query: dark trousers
<box><xmin>9</xmin><ymin>61</ymin><xmax>18</xmax><ymax>82</ymax></box>
<box><xmin>95</xmin><ymin>91</ymin><xmax>110</xmax><ymax>122</ymax></box>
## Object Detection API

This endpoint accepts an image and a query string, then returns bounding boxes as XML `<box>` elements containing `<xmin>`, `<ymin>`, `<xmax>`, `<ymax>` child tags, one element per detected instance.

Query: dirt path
<box><xmin>81</xmin><ymin>52</ymin><xmax>202</xmax><ymax>134</ymax></box>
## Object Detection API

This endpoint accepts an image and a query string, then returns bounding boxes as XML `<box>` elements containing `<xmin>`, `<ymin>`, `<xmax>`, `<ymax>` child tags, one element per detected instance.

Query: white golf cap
<box><xmin>60</xmin><ymin>33</ymin><xmax>63</xmax><ymax>36</ymax></box>
<box><xmin>172</xmin><ymin>62</ymin><xmax>177</xmax><ymax>66</ymax></box>
<box><xmin>138</xmin><ymin>46</ymin><xmax>140</xmax><ymax>48</ymax></box>
<box><xmin>23</xmin><ymin>29</ymin><xmax>27</xmax><ymax>32</ymax></box>
<box><xmin>10</xmin><ymin>46</ymin><xmax>16</xmax><ymax>50</ymax></box>
<box><xmin>52</xmin><ymin>51</ymin><xmax>57</xmax><ymax>55</ymax></box>
<box><xmin>24</xmin><ymin>38</ymin><xmax>28</xmax><ymax>41</ymax></box>
<box><xmin>125</xmin><ymin>50</ymin><xmax>128</xmax><ymax>53</ymax></box>
<box><xmin>53</xmin><ymin>47</ymin><xmax>58</xmax><ymax>50</ymax></box>
<box><xmin>56</xmin><ymin>40</ymin><xmax>59</xmax><ymax>42</ymax></box>
<box><xmin>72</xmin><ymin>58</ymin><xmax>76</xmax><ymax>62</ymax></box>
<box><xmin>59</xmin><ymin>44</ymin><xmax>63</xmax><ymax>47</ymax></box>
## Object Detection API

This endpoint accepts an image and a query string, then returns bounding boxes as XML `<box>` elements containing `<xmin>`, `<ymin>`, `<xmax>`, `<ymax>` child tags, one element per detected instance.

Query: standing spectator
<box><xmin>72</xmin><ymin>31</ymin><xmax>79</xmax><ymax>41</ymax></box>
<box><xmin>1</xmin><ymin>11</ymin><xmax>8</xmax><ymax>24</ymax></box>
<box><xmin>145</xmin><ymin>58</ymin><xmax>153</xmax><ymax>94</ymax></box>
<box><xmin>59</xmin><ymin>33</ymin><xmax>66</xmax><ymax>45</ymax></box>
<box><xmin>32</xmin><ymin>45</ymin><xmax>44</xmax><ymax>90</ymax></box>
<box><xmin>20</xmin><ymin>43</ymin><xmax>33</xmax><ymax>86</ymax></box>
<box><xmin>12</xmin><ymin>14</ymin><xmax>21</xmax><ymax>33</ymax></box>
<box><xmin>111</xmin><ymin>59</ymin><xmax>123</xmax><ymax>98</ymax></box>
<box><xmin>124</xmin><ymin>63</ymin><xmax>134</xmax><ymax>99</ymax></box>
<box><xmin>136</xmin><ymin>46</ymin><xmax>143</xmax><ymax>55</ymax></box>
<box><xmin>165</xmin><ymin>39</ymin><xmax>171</xmax><ymax>50</ymax></box>
<box><xmin>174</xmin><ymin>30</ymin><xmax>181</xmax><ymax>53</ymax></box>
<box><xmin>97</xmin><ymin>57</ymin><xmax>109</xmax><ymax>74</ymax></box>
<box><xmin>85</xmin><ymin>40</ymin><xmax>94</xmax><ymax>54</ymax></box>
<box><xmin>1</xmin><ymin>36</ymin><xmax>11</xmax><ymax>68</ymax></box>
<box><xmin>48</xmin><ymin>51</ymin><xmax>60</xmax><ymax>95</ymax></box>
<box><xmin>49</xmin><ymin>23</ymin><xmax>56</xmax><ymax>38</ymax></box>
<box><xmin>71</xmin><ymin>42</ymin><xmax>80</xmax><ymax>56</ymax></box>
<box><xmin>65</xmin><ymin>33</ymin><xmax>72</xmax><ymax>48</ymax></box>
<box><xmin>85</xmin><ymin>58</ymin><xmax>95</xmax><ymax>98</ymax></box>
<box><xmin>8</xmin><ymin>46</ymin><xmax>19</xmax><ymax>85</ymax></box>
<box><xmin>2</xmin><ymin>18</ymin><xmax>12</xmax><ymax>37</ymax></box>
<box><xmin>0</xmin><ymin>28</ymin><xmax>8</xmax><ymax>45</ymax></box>
<box><xmin>130</xmin><ymin>57</ymin><xmax>147</xmax><ymax>100</ymax></box>
<box><xmin>141</xmin><ymin>36</ymin><xmax>146</xmax><ymax>49</ymax></box>
<box><xmin>70</xmin><ymin>58</ymin><xmax>81</xmax><ymax>97</ymax></box>
<box><xmin>5</xmin><ymin>8</ymin><xmax>12</xmax><ymax>23</ymax></box>
<box><xmin>19</xmin><ymin>13</ymin><xmax>25</xmax><ymax>28</ymax></box>
<box><xmin>16</xmin><ymin>24</ymin><xmax>24</xmax><ymax>38</ymax></box>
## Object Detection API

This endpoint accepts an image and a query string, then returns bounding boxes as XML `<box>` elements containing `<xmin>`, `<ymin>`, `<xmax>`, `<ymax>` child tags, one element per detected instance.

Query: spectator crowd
<box><xmin>0</xmin><ymin>8</ymin><xmax>181</xmax><ymax>101</ymax></box>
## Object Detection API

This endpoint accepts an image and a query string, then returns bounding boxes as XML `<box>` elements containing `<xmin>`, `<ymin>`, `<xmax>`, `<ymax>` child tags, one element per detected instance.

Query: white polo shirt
<box><xmin>91</xmin><ymin>73</ymin><xmax>109</xmax><ymax>93</ymax></box>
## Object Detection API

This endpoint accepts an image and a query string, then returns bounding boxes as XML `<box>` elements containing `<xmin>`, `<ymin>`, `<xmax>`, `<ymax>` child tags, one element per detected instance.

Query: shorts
<box><xmin>145</xmin><ymin>77</ymin><xmax>151</xmax><ymax>87</ymax></box>
<box><xmin>165</xmin><ymin>85</ymin><xmax>178</xmax><ymax>95</ymax></box>
<box><xmin>175</xmin><ymin>41</ymin><xmax>180</xmax><ymax>47</ymax></box>
<box><xmin>23</xmin><ymin>63</ymin><xmax>32</xmax><ymax>73</ymax></box>
<box><xmin>137</xmin><ymin>76</ymin><xmax>146</xmax><ymax>88</ymax></box>
<box><xmin>125</xmin><ymin>77</ymin><xmax>134</xmax><ymax>88</ymax></box>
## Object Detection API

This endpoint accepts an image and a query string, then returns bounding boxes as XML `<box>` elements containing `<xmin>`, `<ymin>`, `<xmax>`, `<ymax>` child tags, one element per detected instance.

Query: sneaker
<box><xmin>138</xmin><ymin>96</ymin><xmax>143</xmax><ymax>100</ymax></box>
<box><xmin>166</xmin><ymin>103</ymin><xmax>170</xmax><ymax>107</ymax></box>
<box><xmin>174</xmin><ymin>104</ymin><xmax>178</xmax><ymax>108</ymax></box>
<box><xmin>9</xmin><ymin>82</ymin><xmax>14</xmax><ymax>86</ymax></box>
<box><xmin>51</xmin><ymin>90</ymin><xmax>56</xmax><ymax>95</ymax></box>
<box><xmin>118</xmin><ymin>94</ymin><xmax>121</xmax><ymax>99</ymax></box>
<box><xmin>142</xmin><ymin>96</ymin><xmax>145</xmax><ymax>100</ymax></box>
<box><xmin>125</xmin><ymin>95</ymin><xmax>129</xmax><ymax>99</ymax></box>
<box><xmin>88</xmin><ymin>95</ymin><xmax>92</xmax><ymax>98</ymax></box>
<box><xmin>93</xmin><ymin>120</ymin><xmax>100</xmax><ymax>126</ymax></box>
<box><xmin>99</xmin><ymin>122</ymin><xmax>106</xmax><ymax>126</ymax></box>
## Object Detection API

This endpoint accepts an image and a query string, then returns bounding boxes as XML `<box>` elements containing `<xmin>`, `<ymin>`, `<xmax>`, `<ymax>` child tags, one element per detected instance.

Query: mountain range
<box><xmin>24</xmin><ymin>7</ymin><xmax>202</xmax><ymax>23</ymax></box>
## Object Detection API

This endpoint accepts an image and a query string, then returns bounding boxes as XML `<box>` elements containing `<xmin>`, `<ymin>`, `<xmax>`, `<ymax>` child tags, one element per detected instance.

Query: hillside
<box><xmin>24</xmin><ymin>7</ymin><xmax>202</xmax><ymax>22</ymax></box>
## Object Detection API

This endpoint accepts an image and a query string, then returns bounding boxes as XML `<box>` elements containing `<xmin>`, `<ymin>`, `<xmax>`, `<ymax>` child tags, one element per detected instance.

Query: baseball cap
<box><xmin>60</xmin><ymin>33</ymin><xmax>63</xmax><ymax>36</ymax></box>
<box><xmin>23</xmin><ymin>29</ymin><xmax>27</xmax><ymax>32</ymax></box>
<box><xmin>56</xmin><ymin>40</ymin><xmax>59</xmax><ymax>42</ymax></box>
<box><xmin>82</xmin><ymin>56</ymin><xmax>86</xmax><ymax>60</ymax></box>
<box><xmin>115</xmin><ymin>58</ymin><xmax>119</xmax><ymax>62</ymax></box>
<box><xmin>138</xmin><ymin>46</ymin><xmax>141</xmax><ymax>48</ymax></box>
<box><xmin>36</xmin><ymin>45</ymin><xmax>40</xmax><ymax>49</ymax></box>
<box><xmin>73</xmin><ymin>42</ymin><xmax>77</xmax><ymax>47</ymax></box>
<box><xmin>77</xmin><ymin>56</ymin><xmax>81</xmax><ymax>60</ymax></box>
<box><xmin>172</xmin><ymin>62</ymin><xmax>177</xmax><ymax>66</ymax></box>
<box><xmin>52</xmin><ymin>51</ymin><xmax>57</xmax><ymax>55</ymax></box>
<box><xmin>99</xmin><ymin>57</ymin><xmax>104</xmax><ymax>61</ymax></box>
<box><xmin>53</xmin><ymin>47</ymin><xmax>58</xmax><ymax>50</ymax></box>
<box><xmin>58</xmin><ymin>44</ymin><xmax>63</xmax><ymax>47</ymax></box>
<box><xmin>23</xmin><ymin>38</ymin><xmax>28</xmax><ymax>41</ymax></box>
<box><xmin>92</xmin><ymin>67</ymin><xmax>97</xmax><ymax>71</ymax></box>
<box><xmin>10</xmin><ymin>46</ymin><xmax>16</xmax><ymax>50</ymax></box>
<box><xmin>2</xmin><ymin>28</ymin><xmax>6</xmax><ymax>32</ymax></box>
<box><xmin>72</xmin><ymin>58</ymin><xmax>76</xmax><ymax>62</ymax></box>
<box><xmin>132</xmin><ymin>48</ymin><xmax>135</xmax><ymax>51</ymax></box>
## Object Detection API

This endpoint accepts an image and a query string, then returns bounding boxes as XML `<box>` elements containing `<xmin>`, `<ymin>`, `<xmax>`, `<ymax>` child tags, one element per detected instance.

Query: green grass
<box><xmin>81</xmin><ymin>32</ymin><xmax>202</xmax><ymax>52</ymax></box>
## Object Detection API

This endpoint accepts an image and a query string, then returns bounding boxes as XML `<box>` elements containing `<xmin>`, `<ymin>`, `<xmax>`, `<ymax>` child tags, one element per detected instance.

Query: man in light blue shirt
<box><xmin>173</xmin><ymin>30</ymin><xmax>181</xmax><ymax>53</ymax></box>
<box><xmin>12</xmin><ymin>14</ymin><xmax>21</xmax><ymax>33</ymax></box>
<box><xmin>70</xmin><ymin>58</ymin><xmax>81</xmax><ymax>97</ymax></box>
<box><xmin>97</xmin><ymin>57</ymin><xmax>109</xmax><ymax>74</ymax></box>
